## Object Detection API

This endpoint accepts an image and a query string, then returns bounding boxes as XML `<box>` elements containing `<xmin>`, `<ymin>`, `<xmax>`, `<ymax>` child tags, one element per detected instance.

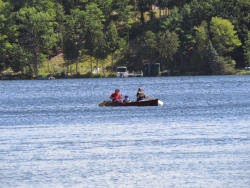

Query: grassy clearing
<box><xmin>39</xmin><ymin>53</ymin><xmax>65</xmax><ymax>76</ymax></box>
<box><xmin>236</xmin><ymin>69</ymin><xmax>250</xmax><ymax>75</ymax></box>
<box><xmin>38</xmin><ymin>53</ymin><xmax>114</xmax><ymax>77</ymax></box>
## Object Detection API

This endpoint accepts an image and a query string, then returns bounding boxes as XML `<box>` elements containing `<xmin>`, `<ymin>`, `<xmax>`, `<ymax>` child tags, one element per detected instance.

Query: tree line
<box><xmin>0</xmin><ymin>0</ymin><xmax>249</xmax><ymax>77</ymax></box>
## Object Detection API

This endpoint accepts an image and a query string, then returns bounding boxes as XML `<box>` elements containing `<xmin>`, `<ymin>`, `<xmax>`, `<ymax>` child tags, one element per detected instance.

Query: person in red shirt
<box><xmin>110</xmin><ymin>89</ymin><xmax>122</xmax><ymax>103</ymax></box>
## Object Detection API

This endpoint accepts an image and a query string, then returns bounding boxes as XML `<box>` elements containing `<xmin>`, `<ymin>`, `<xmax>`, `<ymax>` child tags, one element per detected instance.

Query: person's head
<box><xmin>138</xmin><ymin>88</ymin><xmax>143</xmax><ymax>92</ymax></box>
<box><xmin>115</xmin><ymin>89</ymin><xmax>120</xmax><ymax>93</ymax></box>
<box><xmin>125</xmin><ymin>95</ymin><xmax>128</xmax><ymax>99</ymax></box>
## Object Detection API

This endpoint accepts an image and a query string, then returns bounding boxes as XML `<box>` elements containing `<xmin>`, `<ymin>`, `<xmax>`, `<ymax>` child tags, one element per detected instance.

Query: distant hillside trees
<box><xmin>0</xmin><ymin>0</ymin><xmax>249</xmax><ymax>76</ymax></box>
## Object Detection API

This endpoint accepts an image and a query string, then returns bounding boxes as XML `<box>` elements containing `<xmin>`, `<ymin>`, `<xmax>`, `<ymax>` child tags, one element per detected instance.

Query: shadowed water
<box><xmin>0</xmin><ymin>76</ymin><xmax>250</xmax><ymax>187</ymax></box>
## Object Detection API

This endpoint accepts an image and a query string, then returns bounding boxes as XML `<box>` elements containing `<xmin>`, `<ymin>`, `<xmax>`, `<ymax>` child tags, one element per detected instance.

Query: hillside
<box><xmin>0</xmin><ymin>0</ymin><xmax>249</xmax><ymax>79</ymax></box>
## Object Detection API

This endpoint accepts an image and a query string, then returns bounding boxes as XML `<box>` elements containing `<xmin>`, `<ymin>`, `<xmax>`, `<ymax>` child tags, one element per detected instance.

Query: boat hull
<box><xmin>99</xmin><ymin>99</ymin><xmax>160</xmax><ymax>107</ymax></box>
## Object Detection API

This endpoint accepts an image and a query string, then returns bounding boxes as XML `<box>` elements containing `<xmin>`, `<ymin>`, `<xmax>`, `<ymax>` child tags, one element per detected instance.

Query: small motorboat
<box><xmin>99</xmin><ymin>99</ymin><xmax>163</xmax><ymax>107</ymax></box>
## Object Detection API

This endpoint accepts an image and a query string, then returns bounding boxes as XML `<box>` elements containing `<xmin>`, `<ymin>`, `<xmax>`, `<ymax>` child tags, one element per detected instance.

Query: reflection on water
<box><xmin>0</xmin><ymin>76</ymin><xmax>250</xmax><ymax>187</ymax></box>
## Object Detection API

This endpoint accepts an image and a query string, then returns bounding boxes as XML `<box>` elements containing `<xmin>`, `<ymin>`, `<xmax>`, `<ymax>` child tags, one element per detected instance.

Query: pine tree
<box><xmin>207</xmin><ymin>40</ymin><xmax>224</xmax><ymax>74</ymax></box>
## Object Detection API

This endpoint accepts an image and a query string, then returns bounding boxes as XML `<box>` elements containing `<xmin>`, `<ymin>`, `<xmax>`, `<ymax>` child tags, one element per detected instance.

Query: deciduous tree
<box><xmin>84</xmin><ymin>3</ymin><xmax>106</xmax><ymax>73</ymax></box>
<box><xmin>157</xmin><ymin>30</ymin><xmax>179</xmax><ymax>71</ymax></box>
<box><xmin>16</xmin><ymin>0</ymin><xmax>58</xmax><ymax>76</ymax></box>
<box><xmin>243</xmin><ymin>32</ymin><xmax>250</xmax><ymax>66</ymax></box>
<box><xmin>210</xmin><ymin>17</ymin><xmax>242</xmax><ymax>56</ymax></box>
<box><xmin>106</xmin><ymin>22</ymin><xmax>121</xmax><ymax>69</ymax></box>
<box><xmin>63</xmin><ymin>8</ymin><xmax>86</xmax><ymax>73</ymax></box>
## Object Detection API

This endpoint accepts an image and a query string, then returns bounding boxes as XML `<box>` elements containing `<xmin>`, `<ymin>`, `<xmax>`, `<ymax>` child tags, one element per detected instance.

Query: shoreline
<box><xmin>1</xmin><ymin>72</ymin><xmax>250</xmax><ymax>81</ymax></box>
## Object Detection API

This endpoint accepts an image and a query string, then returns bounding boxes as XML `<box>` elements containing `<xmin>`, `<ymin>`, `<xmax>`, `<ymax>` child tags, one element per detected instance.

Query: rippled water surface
<box><xmin>0</xmin><ymin>76</ymin><xmax>250</xmax><ymax>187</ymax></box>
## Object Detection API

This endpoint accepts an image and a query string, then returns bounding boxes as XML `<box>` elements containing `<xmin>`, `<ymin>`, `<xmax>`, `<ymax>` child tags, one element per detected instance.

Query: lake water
<box><xmin>0</xmin><ymin>76</ymin><xmax>250</xmax><ymax>187</ymax></box>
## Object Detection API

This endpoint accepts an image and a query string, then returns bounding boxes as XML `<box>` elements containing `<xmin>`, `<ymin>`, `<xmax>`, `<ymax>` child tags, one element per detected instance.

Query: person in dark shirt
<box><xmin>136</xmin><ymin>88</ymin><xmax>148</xmax><ymax>101</ymax></box>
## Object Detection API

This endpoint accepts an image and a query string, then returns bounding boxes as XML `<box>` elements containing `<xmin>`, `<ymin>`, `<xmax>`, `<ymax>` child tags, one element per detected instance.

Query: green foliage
<box><xmin>54</xmin><ymin>2</ymin><xmax>65</xmax><ymax>51</ymax></box>
<box><xmin>160</xmin><ymin>7</ymin><xmax>182</xmax><ymax>33</ymax></box>
<box><xmin>189</xmin><ymin>0</ymin><xmax>218</xmax><ymax>25</ymax></box>
<box><xmin>84</xmin><ymin>3</ymin><xmax>105</xmax><ymax>31</ymax></box>
<box><xmin>243</xmin><ymin>32</ymin><xmax>250</xmax><ymax>66</ymax></box>
<box><xmin>207</xmin><ymin>40</ymin><xmax>224</xmax><ymax>74</ymax></box>
<box><xmin>168</xmin><ymin>0</ymin><xmax>192</xmax><ymax>8</ymax></box>
<box><xmin>6</xmin><ymin>0</ymin><xmax>29</xmax><ymax>11</ymax></box>
<box><xmin>106</xmin><ymin>22</ymin><xmax>121</xmax><ymax>68</ymax></box>
<box><xmin>0</xmin><ymin>0</ymin><xmax>9</xmax><ymax>70</ymax></box>
<box><xmin>207</xmin><ymin>40</ymin><xmax>236</xmax><ymax>75</ymax></box>
<box><xmin>0</xmin><ymin>0</ymin><xmax>10</xmax><ymax>59</ymax></box>
<box><xmin>194</xmin><ymin>21</ymin><xmax>209</xmax><ymax>53</ymax></box>
<box><xmin>210</xmin><ymin>17</ymin><xmax>242</xmax><ymax>55</ymax></box>
<box><xmin>216</xmin><ymin>0</ymin><xmax>250</xmax><ymax>38</ymax></box>
<box><xmin>1</xmin><ymin>0</ymin><xmax>249</xmax><ymax>77</ymax></box>
<box><xmin>93</xmin><ymin>0</ymin><xmax>113</xmax><ymax>17</ymax></box>
<box><xmin>63</xmin><ymin>8</ymin><xmax>86</xmax><ymax>61</ymax></box>
<box><xmin>16</xmin><ymin>0</ymin><xmax>58</xmax><ymax>76</ymax></box>
<box><xmin>190</xmin><ymin>21</ymin><xmax>211</xmax><ymax>74</ymax></box>
<box><xmin>158</xmin><ymin>0</ymin><xmax>168</xmax><ymax>9</ymax></box>
<box><xmin>139</xmin><ymin>31</ymin><xmax>157</xmax><ymax>60</ymax></box>
<box><xmin>0</xmin><ymin>0</ymin><xmax>22</xmax><ymax>72</ymax></box>
<box><xmin>106</xmin><ymin>22</ymin><xmax>120</xmax><ymax>53</ymax></box>
<box><xmin>7</xmin><ymin>45</ymin><xmax>32</xmax><ymax>73</ymax></box>
<box><xmin>137</xmin><ymin>0</ymin><xmax>157</xmax><ymax>24</ymax></box>
<box><xmin>144</xmin><ymin>31</ymin><xmax>157</xmax><ymax>49</ymax></box>
<box><xmin>83</xmin><ymin>2</ymin><xmax>107</xmax><ymax>72</ymax></box>
<box><xmin>157</xmin><ymin>30</ymin><xmax>180</xmax><ymax>69</ymax></box>
<box><xmin>93</xmin><ymin>32</ymin><xmax>108</xmax><ymax>60</ymax></box>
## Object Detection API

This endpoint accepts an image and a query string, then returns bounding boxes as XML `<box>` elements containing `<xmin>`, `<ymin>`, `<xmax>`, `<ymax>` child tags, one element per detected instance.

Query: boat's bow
<box><xmin>98</xmin><ymin>101</ymin><xmax>111</xmax><ymax>107</ymax></box>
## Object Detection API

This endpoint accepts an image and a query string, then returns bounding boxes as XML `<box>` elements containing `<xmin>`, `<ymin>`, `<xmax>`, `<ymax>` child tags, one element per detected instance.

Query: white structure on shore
<box><xmin>116</xmin><ymin>66</ymin><xmax>143</xmax><ymax>78</ymax></box>
<box><xmin>116</xmin><ymin>66</ymin><xmax>129</xmax><ymax>78</ymax></box>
